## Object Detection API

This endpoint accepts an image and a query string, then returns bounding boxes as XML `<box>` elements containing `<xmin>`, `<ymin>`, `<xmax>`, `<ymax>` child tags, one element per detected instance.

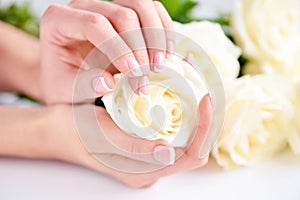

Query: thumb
<box><xmin>185</xmin><ymin>94</ymin><xmax>213</xmax><ymax>158</ymax></box>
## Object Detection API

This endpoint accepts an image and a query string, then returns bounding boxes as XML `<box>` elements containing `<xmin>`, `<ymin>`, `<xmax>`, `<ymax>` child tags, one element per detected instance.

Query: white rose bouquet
<box><xmin>232</xmin><ymin>0</ymin><xmax>300</xmax><ymax>84</ymax></box>
<box><xmin>211</xmin><ymin>0</ymin><xmax>300</xmax><ymax>169</ymax></box>
<box><xmin>212</xmin><ymin>75</ymin><xmax>296</xmax><ymax>169</ymax></box>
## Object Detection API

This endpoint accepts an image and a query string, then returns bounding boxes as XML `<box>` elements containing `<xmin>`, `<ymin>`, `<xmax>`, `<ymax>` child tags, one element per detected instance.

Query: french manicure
<box><xmin>153</xmin><ymin>145</ymin><xmax>175</xmax><ymax>165</ymax></box>
<box><xmin>127</xmin><ymin>57</ymin><xmax>143</xmax><ymax>77</ymax></box>
<box><xmin>92</xmin><ymin>77</ymin><xmax>112</xmax><ymax>93</ymax></box>
<box><xmin>153</xmin><ymin>52</ymin><xmax>164</xmax><ymax>72</ymax></box>
<box><xmin>138</xmin><ymin>76</ymin><xmax>150</xmax><ymax>96</ymax></box>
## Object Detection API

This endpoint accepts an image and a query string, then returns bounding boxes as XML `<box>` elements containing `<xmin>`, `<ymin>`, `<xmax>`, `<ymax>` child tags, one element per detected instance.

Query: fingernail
<box><xmin>153</xmin><ymin>52</ymin><xmax>164</xmax><ymax>72</ymax></box>
<box><xmin>167</xmin><ymin>41</ymin><xmax>175</xmax><ymax>54</ymax></box>
<box><xmin>92</xmin><ymin>77</ymin><xmax>112</xmax><ymax>93</ymax></box>
<box><xmin>128</xmin><ymin>57</ymin><xmax>143</xmax><ymax>77</ymax></box>
<box><xmin>154</xmin><ymin>145</ymin><xmax>175</xmax><ymax>165</ymax></box>
<box><xmin>139</xmin><ymin>76</ymin><xmax>150</xmax><ymax>96</ymax></box>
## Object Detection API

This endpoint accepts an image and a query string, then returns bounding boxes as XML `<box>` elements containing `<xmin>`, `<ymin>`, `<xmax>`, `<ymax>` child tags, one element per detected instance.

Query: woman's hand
<box><xmin>40</xmin><ymin>0</ymin><xmax>173</xmax><ymax>104</ymax></box>
<box><xmin>0</xmin><ymin>21</ymin><xmax>40</xmax><ymax>99</ymax></box>
<box><xmin>46</xmin><ymin>94</ymin><xmax>212</xmax><ymax>188</ymax></box>
<box><xmin>0</xmin><ymin>92</ymin><xmax>211</xmax><ymax>188</ymax></box>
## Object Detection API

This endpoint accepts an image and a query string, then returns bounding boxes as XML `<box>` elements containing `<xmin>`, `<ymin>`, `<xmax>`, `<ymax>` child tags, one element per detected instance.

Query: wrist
<box><xmin>45</xmin><ymin>105</ymin><xmax>92</xmax><ymax>164</ymax></box>
<box><xmin>45</xmin><ymin>105</ymin><xmax>109</xmax><ymax>173</ymax></box>
<box><xmin>0</xmin><ymin>106</ymin><xmax>54</xmax><ymax>159</ymax></box>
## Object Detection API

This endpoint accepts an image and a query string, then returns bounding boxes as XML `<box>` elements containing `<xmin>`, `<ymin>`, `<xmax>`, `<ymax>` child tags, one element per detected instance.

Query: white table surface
<box><xmin>1</xmin><ymin>150</ymin><xmax>300</xmax><ymax>200</ymax></box>
<box><xmin>1</xmin><ymin>1</ymin><xmax>300</xmax><ymax>199</ymax></box>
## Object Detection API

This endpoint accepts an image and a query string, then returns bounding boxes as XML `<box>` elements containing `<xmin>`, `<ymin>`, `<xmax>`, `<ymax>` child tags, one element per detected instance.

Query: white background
<box><xmin>1</xmin><ymin>0</ymin><xmax>300</xmax><ymax>200</ymax></box>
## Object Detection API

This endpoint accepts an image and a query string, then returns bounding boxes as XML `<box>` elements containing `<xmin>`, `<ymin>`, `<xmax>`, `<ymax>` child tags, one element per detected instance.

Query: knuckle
<box><xmin>132</xmin><ymin>0</ymin><xmax>148</xmax><ymax>10</ymax></box>
<box><xmin>43</xmin><ymin>3</ymin><xmax>60</xmax><ymax>16</ymax></box>
<box><xmin>84</xmin><ymin>13</ymin><xmax>105</xmax><ymax>24</ymax></box>
<box><xmin>85</xmin><ymin>13</ymin><xmax>107</xmax><ymax>26</ymax></box>
<box><xmin>116</xmin><ymin>8</ymin><xmax>139</xmax><ymax>24</ymax></box>
<box><xmin>41</xmin><ymin>4</ymin><xmax>60</xmax><ymax>24</ymax></box>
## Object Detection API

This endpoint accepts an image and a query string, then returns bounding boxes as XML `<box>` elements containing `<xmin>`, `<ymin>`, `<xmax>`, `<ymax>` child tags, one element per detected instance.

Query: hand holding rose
<box><xmin>39</xmin><ymin>0</ymin><xmax>174</xmax><ymax>104</ymax></box>
<box><xmin>102</xmin><ymin>56</ymin><xmax>208</xmax><ymax>147</ymax></box>
<box><xmin>34</xmin><ymin>94</ymin><xmax>212</xmax><ymax>188</ymax></box>
<box><xmin>0</xmin><ymin>0</ymin><xmax>220</xmax><ymax>188</ymax></box>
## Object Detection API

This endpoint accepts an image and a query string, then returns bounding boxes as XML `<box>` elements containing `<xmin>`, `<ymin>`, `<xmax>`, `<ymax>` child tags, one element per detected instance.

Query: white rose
<box><xmin>174</xmin><ymin>21</ymin><xmax>242</xmax><ymax>84</ymax></box>
<box><xmin>287</xmin><ymin>91</ymin><xmax>300</xmax><ymax>154</ymax></box>
<box><xmin>102</xmin><ymin>56</ymin><xmax>209</xmax><ymax>147</ymax></box>
<box><xmin>212</xmin><ymin>74</ymin><xmax>295</xmax><ymax>169</ymax></box>
<box><xmin>243</xmin><ymin>47</ymin><xmax>300</xmax><ymax>84</ymax></box>
<box><xmin>231</xmin><ymin>0</ymin><xmax>300</xmax><ymax>67</ymax></box>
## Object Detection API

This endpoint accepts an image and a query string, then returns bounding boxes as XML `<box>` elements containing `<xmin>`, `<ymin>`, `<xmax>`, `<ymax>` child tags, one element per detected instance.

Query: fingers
<box><xmin>187</xmin><ymin>94</ymin><xmax>213</xmax><ymax>157</ymax></box>
<box><xmin>114</xmin><ymin>94</ymin><xmax>212</xmax><ymax>175</ymax></box>
<box><xmin>73</xmin><ymin>68</ymin><xmax>115</xmax><ymax>103</ymax></box>
<box><xmin>113</xmin><ymin>0</ymin><xmax>169</xmax><ymax>72</ymax></box>
<box><xmin>69</xmin><ymin>0</ymin><xmax>150</xmax><ymax>95</ymax></box>
<box><xmin>67</xmin><ymin>0</ymin><xmax>174</xmax><ymax>94</ymax></box>
<box><xmin>73</xmin><ymin>95</ymin><xmax>212</xmax><ymax>184</ymax></box>
<box><xmin>151</xmin><ymin>1</ymin><xmax>175</xmax><ymax>56</ymax></box>
<box><xmin>152</xmin><ymin>94</ymin><xmax>213</xmax><ymax>176</ymax></box>
<box><xmin>71</xmin><ymin>0</ymin><xmax>150</xmax><ymax>67</ymax></box>
<box><xmin>42</xmin><ymin>4</ymin><xmax>142</xmax><ymax>78</ymax></box>
<box><xmin>74</xmin><ymin>105</ymin><xmax>175</xmax><ymax>172</ymax></box>
<box><xmin>153</xmin><ymin>1</ymin><xmax>175</xmax><ymax>54</ymax></box>
<box><xmin>94</xmin><ymin>107</ymin><xmax>175</xmax><ymax>166</ymax></box>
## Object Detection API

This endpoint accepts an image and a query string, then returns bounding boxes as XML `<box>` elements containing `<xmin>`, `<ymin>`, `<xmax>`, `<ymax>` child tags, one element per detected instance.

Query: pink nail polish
<box><xmin>92</xmin><ymin>77</ymin><xmax>112</xmax><ymax>93</ymax></box>
<box><xmin>127</xmin><ymin>57</ymin><xmax>143</xmax><ymax>77</ymax></box>
<box><xmin>154</xmin><ymin>145</ymin><xmax>175</xmax><ymax>165</ymax></box>
<box><xmin>139</xmin><ymin>76</ymin><xmax>150</xmax><ymax>96</ymax></box>
<box><xmin>153</xmin><ymin>52</ymin><xmax>164</xmax><ymax>72</ymax></box>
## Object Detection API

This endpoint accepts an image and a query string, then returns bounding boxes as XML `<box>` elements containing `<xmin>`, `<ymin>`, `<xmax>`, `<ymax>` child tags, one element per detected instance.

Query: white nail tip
<box><xmin>132</xmin><ymin>68</ymin><xmax>143</xmax><ymax>77</ymax></box>
<box><xmin>130</xmin><ymin>58</ymin><xmax>143</xmax><ymax>77</ymax></box>
<box><xmin>138</xmin><ymin>91</ymin><xmax>149</xmax><ymax>98</ymax></box>
<box><xmin>99</xmin><ymin>77</ymin><xmax>112</xmax><ymax>92</ymax></box>
<box><xmin>153</xmin><ymin>65</ymin><xmax>164</xmax><ymax>73</ymax></box>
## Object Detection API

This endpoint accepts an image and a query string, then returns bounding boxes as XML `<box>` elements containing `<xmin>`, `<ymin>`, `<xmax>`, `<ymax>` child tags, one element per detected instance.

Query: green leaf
<box><xmin>158</xmin><ymin>0</ymin><xmax>198</xmax><ymax>23</ymax></box>
<box><xmin>0</xmin><ymin>2</ymin><xmax>40</xmax><ymax>37</ymax></box>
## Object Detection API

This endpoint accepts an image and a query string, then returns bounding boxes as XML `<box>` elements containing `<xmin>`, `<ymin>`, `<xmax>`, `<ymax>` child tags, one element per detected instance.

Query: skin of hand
<box><xmin>0</xmin><ymin>0</ymin><xmax>212</xmax><ymax>188</ymax></box>
<box><xmin>39</xmin><ymin>0</ymin><xmax>174</xmax><ymax>104</ymax></box>
<box><xmin>47</xmin><ymin>94</ymin><xmax>213</xmax><ymax>188</ymax></box>
<box><xmin>0</xmin><ymin>94</ymin><xmax>212</xmax><ymax>188</ymax></box>
<box><xmin>0</xmin><ymin>21</ymin><xmax>41</xmax><ymax>100</ymax></box>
